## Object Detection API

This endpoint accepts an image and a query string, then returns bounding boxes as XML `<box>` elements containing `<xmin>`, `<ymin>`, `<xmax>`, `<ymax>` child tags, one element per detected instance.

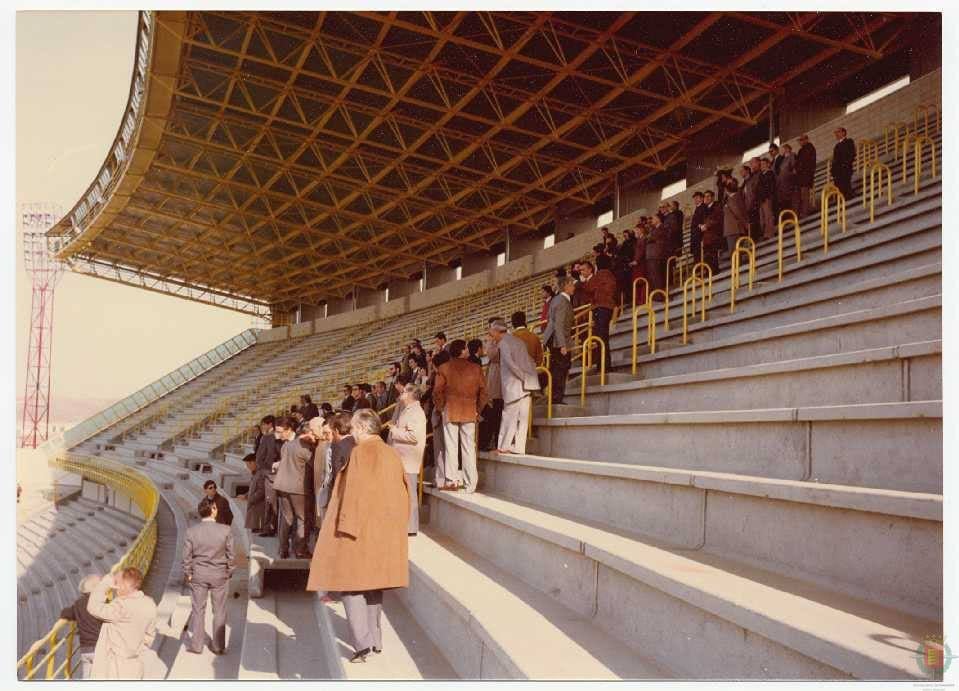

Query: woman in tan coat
<box><xmin>306</xmin><ymin>408</ymin><xmax>409</xmax><ymax>663</ymax></box>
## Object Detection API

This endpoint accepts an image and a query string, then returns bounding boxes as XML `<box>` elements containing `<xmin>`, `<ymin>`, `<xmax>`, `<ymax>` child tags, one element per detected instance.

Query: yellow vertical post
<box><xmin>631</xmin><ymin>303</ymin><xmax>655</xmax><ymax>375</ymax></box>
<box><xmin>647</xmin><ymin>289</ymin><xmax>669</xmax><ymax>331</ymax></box>
<box><xmin>911</xmin><ymin>135</ymin><xmax>937</xmax><ymax>195</ymax></box>
<box><xmin>691</xmin><ymin>262</ymin><xmax>713</xmax><ymax>306</ymax></box>
<box><xmin>682</xmin><ymin>275</ymin><xmax>706</xmax><ymax>345</ymax></box>
<box><xmin>866</xmin><ymin>161</ymin><xmax>894</xmax><ymax>224</ymax></box>
<box><xmin>580</xmin><ymin>336</ymin><xmax>606</xmax><ymax>407</ymax></box>
<box><xmin>779</xmin><ymin>209</ymin><xmax>802</xmax><ymax>281</ymax></box>
<box><xmin>729</xmin><ymin>237</ymin><xmax>755</xmax><ymax>314</ymax></box>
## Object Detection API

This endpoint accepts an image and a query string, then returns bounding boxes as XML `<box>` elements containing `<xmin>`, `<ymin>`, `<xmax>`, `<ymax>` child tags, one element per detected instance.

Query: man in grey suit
<box><xmin>491</xmin><ymin>319</ymin><xmax>541</xmax><ymax>455</ymax></box>
<box><xmin>183</xmin><ymin>497</ymin><xmax>235</xmax><ymax>655</ymax></box>
<box><xmin>541</xmin><ymin>276</ymin><xmax>576</xmax><ymax>406</ymax></box>
<box><xmin>272</xmin><ymin>416</ymin><xmax>313</xmax><ymax>559</ymax></box>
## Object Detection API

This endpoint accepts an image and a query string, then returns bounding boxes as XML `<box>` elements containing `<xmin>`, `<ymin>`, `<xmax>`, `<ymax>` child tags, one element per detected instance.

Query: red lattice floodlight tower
<box><xmin>20</xmin><ymin>203</ymin><xmax>65</xmax><ymax>448</ymax></box>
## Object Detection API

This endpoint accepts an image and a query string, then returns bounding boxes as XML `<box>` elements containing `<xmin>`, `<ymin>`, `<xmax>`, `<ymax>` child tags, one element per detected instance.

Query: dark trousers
<box><xmin>833</xmin><ymin>171</ymin><xmax>854</xmax><ymax>201</ymax></box>
<box><xmin>276</xmin><ymin>491</ymin><xmax>306</xmax><ymax>557</ymax></box>
<box><xmin>188</xmin><ymin>571</ymin><xmax>229</xmax><ymax>653</ymax></box>
<box><xmin>590</xmin><ymin>307</ymin><xmax>613</xmax><ymax>372</ymax></box>
<box><xmin>478</xmin><ymin>398</ymin><xmax>503</xmax><ymax>451</ymax></box>
<box><xmin>547</xmin><ymin>346</ymin><xmax>571</xmax><ymax>404</ymax></box>
<box><xmin>645</xmin><ymin>258</ymin><xmax>665</xmax><ymax>292</ymax></box>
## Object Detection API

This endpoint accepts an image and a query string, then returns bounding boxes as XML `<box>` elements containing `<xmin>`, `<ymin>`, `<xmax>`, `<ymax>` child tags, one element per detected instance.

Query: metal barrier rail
<box><xmin>729</xmin><ymin>237</ymin><xmax>756</xmax><ymax>313</ymax></box>
<box><xmin>865</xmin><ymin>161</ymin><xmax>894</xmax><ymax>224</ymax></box>
<box><xmin>17</xmin><ymin>455</ymin><xmax>159</xmax><ymax>680</ymax></box>
<box><xmin>580</xmin><ymin>336</ymin><xmax>606</xmax><ymax>407</ymax></box>
<box><xmin>631</xmin><ymin>302</ymin><xmax>656</xmax><ymax>375</ymax></box>
<box><xmin>914</xmin><ymin>102</ymin><xmax>940</xmax><ymax>138</ymax></box>
<box><xmin>819</xmin><ymin>185</ymin><xmax>846</xmax><ymax>255</ymax></box>
<box><xmin>681</xmin><ymin>275</ymin><xmax>707</xmax><ymax>345</ymax></box>
<box><xmin>778</xmin><ymin>209</ymin><xmax>802</xmax><ymax>280</ymax></box>
<box><xmin>902</xmin><ymin>134</ymin><xmax>937</xmax><ymax>196</ymax></box>
<box><xmin>857</xmin><ymin>138</ymin><xmax>880</xmax><ymax>177</ymax></box>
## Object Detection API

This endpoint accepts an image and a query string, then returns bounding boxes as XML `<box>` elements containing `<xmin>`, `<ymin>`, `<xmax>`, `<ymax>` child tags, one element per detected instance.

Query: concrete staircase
<box><xmin>411</xmin><ymin>140</ymin><xmax>942</xmax><ymax>679</ymax></box>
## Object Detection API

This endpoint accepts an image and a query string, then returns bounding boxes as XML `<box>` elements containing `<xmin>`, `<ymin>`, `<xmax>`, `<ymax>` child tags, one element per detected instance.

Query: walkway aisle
<box><xmin>322</xmin><ymin>591</ymin><xmax>458</xmax><ymax>680</ymax></box>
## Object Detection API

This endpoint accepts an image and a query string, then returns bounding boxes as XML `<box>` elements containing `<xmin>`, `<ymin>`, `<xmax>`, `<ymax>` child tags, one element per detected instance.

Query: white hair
<box><xmin>350</xmin><ymin>408</ymin><xmax>382</xmax><ymax>437</ymax></box>
<box><xmin>79</xmin><ymin>574</ymin><xmax>101</xmax><ymax>594</ymax></box>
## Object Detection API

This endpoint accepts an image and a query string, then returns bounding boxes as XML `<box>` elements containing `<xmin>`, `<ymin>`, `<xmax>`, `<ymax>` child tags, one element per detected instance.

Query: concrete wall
<box><xmin>255</xmin><ymin>67</ymin><xmax>940</xmax><ymax>344</ymax></box>
<box><xmin>81</xmin><ymin>478</ymin><xmax>142</xmax><ymax>518</ymax></box>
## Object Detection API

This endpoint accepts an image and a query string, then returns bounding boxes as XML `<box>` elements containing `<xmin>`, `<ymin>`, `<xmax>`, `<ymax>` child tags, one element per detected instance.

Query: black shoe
<box><xmin>350</xmin><ymin>648</ymin><xmax>371</xmax><ymax>663</ymax></box>
<box><xmin>185</xmin><ymin>648</ymin><xmax>202</xmax><ymax>655</ymax></box>
<box><xmin>373</xmin><ymin>647</ymin><xmax>382</xmax><ymax>654</ymax></box>
<box><xmin>211</xmin><ymin>648</ymin><xmax>226</xmax><ymax>656</ymax></box>
<box><xmin>279</xmin><ymin>551</ymin><xmax>290</xmax><ymax>560</ymax></box>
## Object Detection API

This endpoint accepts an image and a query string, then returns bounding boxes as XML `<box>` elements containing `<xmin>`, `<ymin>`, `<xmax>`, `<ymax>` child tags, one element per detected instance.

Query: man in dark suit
<box><xmin>241</xmin><ymin>454</ymin><xmax>267</xmax><ymax>533</ymax></box>
<box><xmin>796</xmin><ymin>134</ymin><xmax>817</xmax><ymax>217</ymax></box>
<box><xmin>701</xmin><ymin>190</ymin><xmax>724</xmax><ymax>273</ymax></box>
<box><xmin>541</xmin><ymin>276</ymin><xmax>576</xmax><ymax>405</ymax></box>
<box><xmin>689</xmin><ymin>191</ymin><xmax>707</xmax><ymax>264</ymax></box>
<box><xmin>667</xmin><ymin>201</ymin><xmax>684</xmax><ymax>257</ymax></box>
<box><xmin>830</xmin><ymin>127</ymin><xmax>856</xmax><ymax>201</ymax></box>
<box><xmin>202</xmin><ymin>480</ymin><xmax>233</xmax><ymax>526</ymax></box>
<box><xmin>183</xmin><ymin>497</ymin><xmax>235</xmax><ymax>655</ymax></box>
<box><xmin>644</xmin><ymin>214</ymin><xmax>668</xmax><ymax>291</ymax></box>
<box><xmin>59</xmin><ymin>575</ymin><xmax>105</xmax><ymax>678</ymax></box>
<box><xmin>743</xmin><ymin>157</ymin><xmax>762</xmax><ymax>240</ymax></box>
<box><xmin>299</xmin><ymin>395</ymin><xmax>319</xmax><ymax>421</ymax></box>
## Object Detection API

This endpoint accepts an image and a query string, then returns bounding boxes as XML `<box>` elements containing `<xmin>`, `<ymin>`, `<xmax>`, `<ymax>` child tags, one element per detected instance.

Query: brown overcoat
<box><xmin>306</xmin><ymin>435</ymin><xmax>409</xmax><ymax>592</ymax></box>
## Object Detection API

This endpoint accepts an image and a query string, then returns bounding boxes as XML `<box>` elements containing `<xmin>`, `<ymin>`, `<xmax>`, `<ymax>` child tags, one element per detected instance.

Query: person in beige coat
<box><xmin>87</xmin><ymin>567</ymin><xmax>157</xmax><ymax>680</ymax></box>
<box><xmin>388</xmin><ymin>384</ymin><xmax>427</xmax><ymax>536</ymax></box>
<box><xmin>307</xmin><ymin>409</ymin><xmax>409</xmax><ymax>663</ymax></box>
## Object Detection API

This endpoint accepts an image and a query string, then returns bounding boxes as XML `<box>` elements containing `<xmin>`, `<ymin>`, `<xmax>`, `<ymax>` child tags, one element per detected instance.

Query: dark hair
<box><xmin>395</xmin><ymin>373</ymin><xmax>411</xmax><ymax>387</ymax></box>
<box><xmin>391</xmin><ymin>361</ymin><xmax>400</xmax><ymax>370</ymax></box>
<box><xmin>197</xmin><ymin>497</ymin><xmax>216</xmax><ymax>518</ymax></box>
<box><xmin>448</xmin><ymin>339</ymin><xmax>467</xmax><ymax>358</ymax></box>
<box><xmin>290</xmin><ymin>405</ymin><xmax>299</xmax><ymax>414</ymax></box>
<box><xmin>275</xmin><ymin>416</ymin><xmax>296</xmax><ymax>431</ymax></box>
<box><xmin>261</xmin><ymin>415</ymin><xmax>275</xmax><ymax>426</ymax></box>
<box><xmin>596</xmin><ymin>254</ymin><xmax>613</xmax><ymax>271</ymax></box>
<box><xmin>321</xmin><ymin>402</ymin><xmax>333</xmax><ymax>413</ymax></box>
<box><xmin>467</xmin><ymin>338</ymin><xmax>483</xmax><ymax>356</ymax></box>
<box><xmin>330</xmin><ymin>412</ymin><xmax>353</xmax><ymax>435</ymax></box>
<box><xmin>581</xmin><ymin>260</ymin><xmax>595</xmax><ymax>272</ymax></box>
<box><xmin>542</xmin><ymin>284</ymin><xmax>555</xmax><ymax>298</ymax></box>
<box><xmin>243</xmin><ymin>453</ymin><xmax>256</xmax><ymax>465</ymax></box>
<box><xmin>592</xmin><ymin>243</ymin><xmax>604</xmax><ymax>254</ymax></box>
<box><xmin>433</xmin><ymin>350</ymin><xmax>452</xmax><ymax>368</ymax></box>
<box><xmin>725</xmin><ymin>179</ymin><xmax>739</xmax><ymax>193</ymax></box>
<box><xmin>511</xmin><ymin>311</ymin><xmax>527</xmax><ymax>328</ymax></box>
<box><xmin>203</xmin><ymin>480</ymin><xmax>217</xmax><ymax>490</ymax></box>
<box><xmin>693</xmin><ymin>191</ymin><xmax>704</xmax><ymax>199</ymax></box>
<box><xmin>302</xmin><ymin>394</ymin><xmax>312</xmax><ymax>404</ymax></box>
<box><xmin>434</xmin><ymin>332</ymin><xmax>446</xmax><ymax>341</ymax></box>
<box><xmin>376</xmin><ymin>380</ymin><xmax>386</xmax><ymax>388</ymax></box>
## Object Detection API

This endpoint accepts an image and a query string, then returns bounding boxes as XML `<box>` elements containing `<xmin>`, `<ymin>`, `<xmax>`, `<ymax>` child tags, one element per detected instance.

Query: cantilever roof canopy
<box><xmin>49</xmin><ymin>10</ymin><xmax>909</xmax><ymax>318</ymax></box>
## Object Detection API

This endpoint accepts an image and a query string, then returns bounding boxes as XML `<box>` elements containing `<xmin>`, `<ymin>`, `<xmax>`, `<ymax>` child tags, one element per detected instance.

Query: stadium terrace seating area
<box><xmin>17</xmin><ymin>496</ymin><xmax>145</xmax><ymax>659</ymax></box>
<box><xmin>27</xmin><ymin>91</ymin><xmax>942</xmax><ymax>680</ymax></box>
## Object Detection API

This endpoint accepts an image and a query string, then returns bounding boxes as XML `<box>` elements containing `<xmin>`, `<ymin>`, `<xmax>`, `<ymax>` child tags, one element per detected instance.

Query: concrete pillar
<box><xmin>298</xmin><ymin>304</ymin><xmax>324</xmax><ymax>321</ymax></box>
<box><xmin>425</xmin><ymin>265</ymin><xmax>456</xmax><ymax>288</ymax></box>
<box><xmin>387</xmin><ymin>276</ymin><xmax>420</xmax><ymax>300</ymax></box>
<box><xmin>355</xmin><ymin>287</ymin><xmax>382</xmax><ymax>309</ymax></box>
<box><xmin>462</xmin><ymin>250</ymin><xmax>497</xmax><ymax>278</ymax></box>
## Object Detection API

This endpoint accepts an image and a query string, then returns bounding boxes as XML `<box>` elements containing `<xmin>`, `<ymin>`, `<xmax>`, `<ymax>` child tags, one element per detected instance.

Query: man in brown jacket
<box><xmin>580</xmin><ymin>257</ymin><xmax>617</xmax><ymax>373</ymax></box>
<box><xmin>433</xmin><ymin>339</ymin><xmax>488</xmax><ymax>493</ymax></box>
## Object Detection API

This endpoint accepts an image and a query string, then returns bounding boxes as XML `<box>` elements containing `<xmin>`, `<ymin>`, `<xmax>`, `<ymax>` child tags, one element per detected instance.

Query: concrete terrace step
<box><xmin>402</xmin><ymin>531</ymin><xmax>667</xmax><ymax>679</ymax></box>
<box><xmin>533</xmin><ymin>400</ymin><xmax>941</xmax><ymax>493</ymax></box>
<box><xmin>625</xmin><ymin>294</ymin><xmax>940</xmax><ymax>381</ymax></box>
<box><xmin>477</xmin><ymin>451</ymin><xmax>941</xmax><ymax>619</ymax></box>
<box><xmin>575</xmin><ymin>340</ymin><xmax>940</xmax><ymax>415</ymax></box>
<box><xmin>425</xmin><ymin>489</ymin><xmax>939</xmax><ymax>680</ymax></box>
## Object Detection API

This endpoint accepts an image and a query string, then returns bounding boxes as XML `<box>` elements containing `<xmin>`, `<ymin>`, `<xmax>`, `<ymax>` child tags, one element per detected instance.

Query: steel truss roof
<box><xmin>49</xmin><ymin>10</ymin><xmax>907</xmax><ymax>316</ymax></box>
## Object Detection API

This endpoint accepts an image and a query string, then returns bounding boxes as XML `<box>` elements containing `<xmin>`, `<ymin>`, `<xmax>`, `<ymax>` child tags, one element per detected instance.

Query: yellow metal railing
<box><xmin>865</xmin><ymin>161</ymin><xmax>894</xmax><ymax>224</ymax></box>
<box><xmin>681</xmin><ymin>275</ymin><xmax>707</xmax><ymax>345</ymax></box>
<box><xmin>884</xmin><ymin>122</ymin><xmax>911</xmax><ymax>158</ymax></box>
<box><xmin>729</xmin><ymin>236</ymin><xmax>756</xmax><ymax>313</ymax></box>
<box><xmin>631</xmin><ymin>302</ymin><xmax>656</xmax><ymax>375</ymax></box>
<box><xmin>580</xmin><ymin>336</ymin><xmax>606</xmax><ymax>407</ymax></box>
<box><xmin>777</xmin><ymin>209</ymin><xmax>802</xmax><ymax>281</ymax></box>
<box><xmin>819</xmin><ymin>185</ymin><xmax>846</xmax><ymax>255</ymax></box>
<box><xmin>913</xmin><ymin>102</ymin><xmax>940</xmax><ymax>138</ymax></box>
<box><xmin>857</xmin><ymin>138</ymin><xmax>880</xmax><ymax>177</ymax></box>
<box><xmin>648</xmin><ymin>289</ymin><xmax>669</xmax><ymax>330</ymax></box>
<box><xmin>17</xmin><ymin>455</ymin><xmax>159</xmax><ymax>680</ymax></box>
<box><xmin>902</xmin><ymin>134</ymin><xmax>937</xmax><ymax>196</ymax></box>
<box><xmin>691</xmin><ymin>262</ymin><xmax>713</xmax><ymax>306</ymax></box>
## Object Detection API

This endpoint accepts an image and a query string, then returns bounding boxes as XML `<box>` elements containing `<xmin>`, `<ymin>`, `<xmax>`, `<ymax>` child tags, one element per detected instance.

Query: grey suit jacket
<box><xmin>541</xmin><ymin>294</ymin><xmax>573</xmax><ymax>350</ymax></box>
<box><xmin>723</xmin><ymin>190</ymin><xmax>749</xmax><ymax>237</ymax></box>
<box><xmin>182</xmin><ymin>519</ymin><xmax>234</xmax><ymax>582</ymax></box>
<box><xmin>272</xmin><ymin>435</ymin><xmax>311</xmax><ymax>495</ymax></box>
<box><xmin>499</xmin><ymin>333</ymin><xmax>541</xmax><ymax>403</ymax></box>
<box><xmin>244</xmin><ymin>467</ymin><xmax>268</xmax><ymax>530</ymax></box>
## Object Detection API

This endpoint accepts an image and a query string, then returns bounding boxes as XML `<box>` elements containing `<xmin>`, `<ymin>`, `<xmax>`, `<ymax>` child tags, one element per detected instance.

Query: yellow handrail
<box><xmin>857</xmin><ymin>138</ymin><xmax>880</xmax><ymax>177</ymax></box>
<box><xmin>777</xmin><ymin>209</ymin><xmax>802</xmax><ymax>281</ymax></box>
<box><xmin>631</xmin><ymin>276</ymin><xmax>649</xmax><ymax>315</ymax></box>
<box><xmin>647</xmin><ymin>289</ymin><xmax>669</xmax><ymax>331</ymax></box>
<box><xmin>666</xmin><ymin>254</ymin><xmax>682</xmax><ymax>296</ymax></box>
<box><xmin>905</xmin><ymin>135</ymin><xmax>937</xmax><ymax>196</ymax></box>
<box><xmin>18</xmin><ymin>455</ymin><xmax>159</xmax><ymax>680</ymax></box>
<box><xmin>631</xmin><ymin>302</ymin><xmax>656</xmax><ymax>375</ymax></box>
<box><xmin>914</xmin><ymin>102</ymin><xmax>940</xmax><ymax>138</ymax></box>
<box><xmin>681</xmin><ymin>275</ymin><xmax>707</xmax><ymax>345</ymax></box>
<box><xmin>580</xmin><ymin>336</ymin><xmax>606</xmax><ymax>407</ymax></box>
<box><xmin>883</xmin><ymin>122</ymin><xmax>909</xmax><ymax>157</ymax></box>
<box><xmin>866</xmin><ymin>161</ymin><xmax>894</xmax><ymax>224</ymax></box>
<box><xmin>819</xmin><ymin>185</ymin><xmax>846</xmax><ymax>255</ymax></box>
<box><xmin>691</xmin><ymin>262</ymin><xmax>713</xmax><ymax>306</ymax></box>
<box><xmin>729</xmin><ymin>237</ymin><xmax>756</xmax><ymax>313</ymax></box>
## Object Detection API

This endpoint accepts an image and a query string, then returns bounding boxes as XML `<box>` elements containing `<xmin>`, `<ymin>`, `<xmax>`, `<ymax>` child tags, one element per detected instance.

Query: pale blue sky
<box><xmin>16</xmin><ymin>11</ymin><xmax>261</xmax><ymax>414</ymax></box>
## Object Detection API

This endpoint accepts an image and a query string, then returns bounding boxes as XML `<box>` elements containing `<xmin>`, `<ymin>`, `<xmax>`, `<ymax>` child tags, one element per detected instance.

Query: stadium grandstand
<box><xmin>18</xmin><ymin>9</ymin><xmax>944</xmax><ymax>682</ymax></box>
